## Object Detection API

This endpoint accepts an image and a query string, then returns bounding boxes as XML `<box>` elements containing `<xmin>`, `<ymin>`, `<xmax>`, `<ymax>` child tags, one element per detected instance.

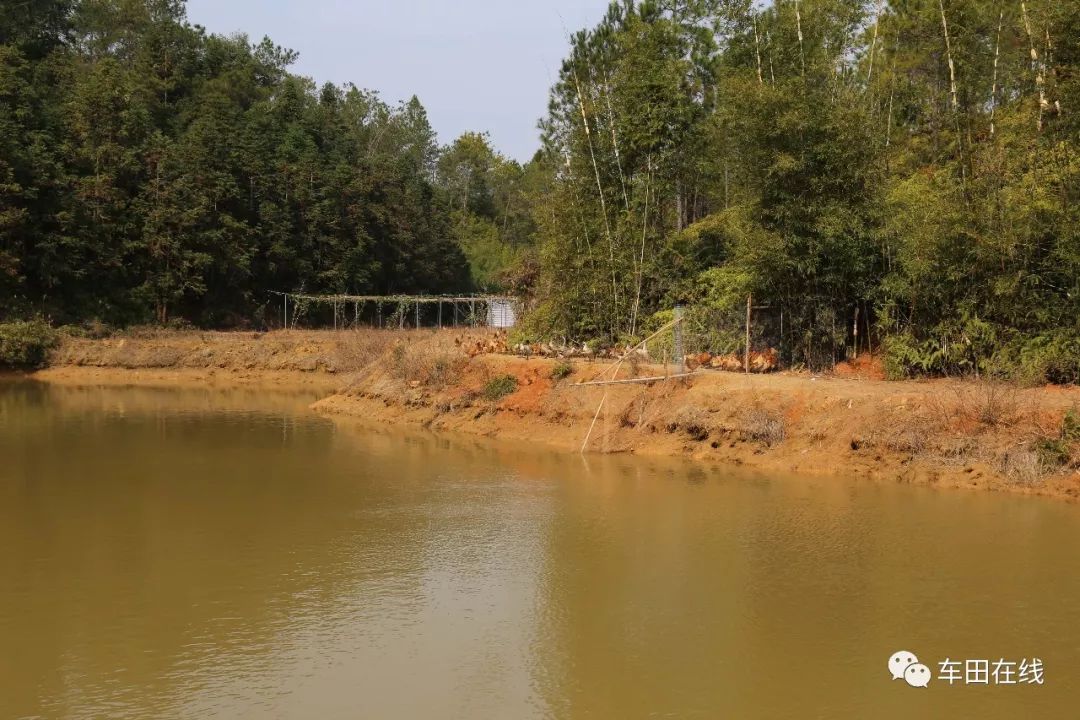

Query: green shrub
<box><xmin>882</xmin><ymin>326</ymin><xmax>1080</xmax><ymax>385</ymax></box>
<box><xmin>0</xmin><ymin>320</ymin><xmax>58</xmax><ymax>368</ymax></box>
<box><xmin>550</xmin><ymin>362</ymin><xmax>573</xmax><ymax>381</ymax></box>
<box><xmin>483</xmin><ymin>374</ymin><xmax>518</xmax><ymax>401</ymax></box>
<box><xmin>1063</xmin><ymin>409</ymin><xmax>1080</xmax><ymax>442</ymax></box>
<box><xmin>1034</xmin><ymin>409</ymin><xmax>1080</xmax><ymax>470</ymax></box>
<box><xmin>1036</xmin><ymin>438</ymin><xmax>1070</xmax><ymax>469</ymax></box>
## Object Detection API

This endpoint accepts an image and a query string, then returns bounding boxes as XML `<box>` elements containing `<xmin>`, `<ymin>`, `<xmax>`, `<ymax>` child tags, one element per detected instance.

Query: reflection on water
<box><xmin>1</xmin><ymin>378</ymin><xmax>1079</xmax><ymax>719</ymax></box>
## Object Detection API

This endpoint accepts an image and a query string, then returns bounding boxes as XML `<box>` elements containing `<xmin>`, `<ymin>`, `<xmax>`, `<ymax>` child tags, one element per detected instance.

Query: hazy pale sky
<box><xmin>184</xmin><ymin>0</ymin><xmax>611</xmax><ymax>162</ymax></box>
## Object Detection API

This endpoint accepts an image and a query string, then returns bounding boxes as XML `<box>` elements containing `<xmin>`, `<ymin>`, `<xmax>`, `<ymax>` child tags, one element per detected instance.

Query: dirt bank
<box><xmin>33</xmin><ymin>329</ymin><xmax>1080</xmax><ymax>501</ymax></box>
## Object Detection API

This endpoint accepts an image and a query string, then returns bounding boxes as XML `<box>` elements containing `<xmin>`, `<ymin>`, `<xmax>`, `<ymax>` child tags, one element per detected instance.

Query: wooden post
<box><xmin>744</xmin><ymin>294</ymin><xmax>752</xmax><ymax>373</ymax></box>
<box><xmin>779</xmin><ymin>305</ymin><xmax>784</xmax><ymax>364</ymax></box>
<box><xmin>673</xmin><ymin>304</ymin><xmax>685</xmax><ymax>374</ymax></box>
<box><xmin>415</xmin><ymin>300</ymin><xmax>420</xmax><ymax>329</ymax></box>
<box><xmin>283</xmin><ymin>294</ymin><xmax>288</xmax><ymax>331</ymax></box>
<box><xmin>853</xmin><ymin>306</ymin><xmax>860</xmax><ymax>360</ymax></box>
<box><xmin>438</xmin><ymin>301</ymin><xmax>442</xmax><ymax>329</ymax></box>
<box><xmin>865</xmin><ymin>301</ymin><xmax>873</xmax><ymax>356</ymax></box>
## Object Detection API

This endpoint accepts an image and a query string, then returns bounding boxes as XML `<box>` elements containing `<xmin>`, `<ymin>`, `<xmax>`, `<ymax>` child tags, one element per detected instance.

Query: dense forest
<box><xmin>2</xmin><ymin>0</ymin><xmax>1079</xmax><ymax>381</ymax></box>
<box><xmin>0</xmin><ymin>0</ymin><xmax>509</xmax><ymax>326</ymax></box>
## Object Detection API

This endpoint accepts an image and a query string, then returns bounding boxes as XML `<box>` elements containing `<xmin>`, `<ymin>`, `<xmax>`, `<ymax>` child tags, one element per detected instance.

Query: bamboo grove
<box><xmin>2</xmin><ymin>0</ymin><xmax>1079</xmax><ymax>381</ymax></box>
<box><xmin>527</xmin><ymin>0</ymin><xmax>1079</xmax><ymax>381</ymax></box>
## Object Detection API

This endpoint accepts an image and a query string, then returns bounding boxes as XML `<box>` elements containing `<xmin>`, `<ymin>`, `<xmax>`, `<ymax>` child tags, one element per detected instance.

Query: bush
<box><xmin>483</xmin><ymin>374</ymin><xmax>518</xmax><ymax>401</ymax></box>
<box><xmin>551</xmin><ymin>362</ymin><xmax>573</xmax><ymax>381</ymax></box>
<box><xmin>0</xmin><ymin>320</ymin><xmax>58</xmax><ymax>368</ymax></box>
<box><xmin>1063</xmin><ymin>409</ymin><xmax>1080</xmax><ymax>442</ymax></box>
<box><xmin>1035</xmin><ymin>409</ymin><xmax>1080</xmax><ymax>470</ymax></box>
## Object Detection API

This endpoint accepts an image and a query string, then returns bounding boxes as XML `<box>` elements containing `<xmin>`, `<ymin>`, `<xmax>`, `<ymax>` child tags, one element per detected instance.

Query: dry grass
<box><xmin>930</xmin><ymin>381</ymin><xmax>1024</xmax><ymax>430</ymax></box>
<box><xmin>884</xmin><ymin>424</ymin><xmax>930</xmax><ymax>455</ymax></box>
<box><xmin>1000</xmin><ymin>445</ymin><xmax>1045</xmax><ymax>486</ymax></box>
<box><xmin>743</xmin><ymin>408</ymin><xmax>786</xmax><ymax>446</ymax></box>
<box><xmin>668</xmin><ymin>404</ymin><xmax>711</xmax><ymax>441</ymax></box>
<box><xmin>386</xmin><ymin>343</ymin><xmax>467</xmax><ymax>390</ymax></box>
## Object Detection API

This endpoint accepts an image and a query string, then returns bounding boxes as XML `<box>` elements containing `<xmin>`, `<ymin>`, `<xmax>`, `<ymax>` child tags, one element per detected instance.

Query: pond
<box><xmin>1</xmin><ymin>378</ymin><xmax>1078</xmax><ymax>718</ymax></box>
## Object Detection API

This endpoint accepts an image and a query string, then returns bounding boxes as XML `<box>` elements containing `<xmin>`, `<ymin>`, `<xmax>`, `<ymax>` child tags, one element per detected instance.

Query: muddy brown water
<box><xmin>2</xmin><ymin>378</ymin><xmax>1079</xmax><ymax>719</ymax></box>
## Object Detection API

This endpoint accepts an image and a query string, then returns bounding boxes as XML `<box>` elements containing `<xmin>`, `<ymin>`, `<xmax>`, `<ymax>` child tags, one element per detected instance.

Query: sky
<box><xmin>184</xmin><ymin>0</ymin><xmax>612</xmax><ymax>162</ymax></box>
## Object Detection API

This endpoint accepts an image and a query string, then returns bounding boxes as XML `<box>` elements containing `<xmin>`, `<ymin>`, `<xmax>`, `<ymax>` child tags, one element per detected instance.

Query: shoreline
<box><xmin>27</xmin><ymin>330</ymin><xmax>1080</xmax><ymax>503</ymax></box>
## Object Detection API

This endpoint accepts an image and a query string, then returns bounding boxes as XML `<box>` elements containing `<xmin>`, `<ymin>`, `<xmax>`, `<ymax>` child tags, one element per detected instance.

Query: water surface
<box><xmin>2</xmin><ymin>378</ymin><xmax>1079</xmax><ymax>718</ymax></box>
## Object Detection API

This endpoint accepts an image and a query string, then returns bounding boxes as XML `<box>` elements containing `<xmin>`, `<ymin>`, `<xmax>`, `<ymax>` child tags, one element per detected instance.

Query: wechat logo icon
<box><xmin>889</xmin><ymin>650</ymin><xmax>931</xmax><ymax>688</ymax></box>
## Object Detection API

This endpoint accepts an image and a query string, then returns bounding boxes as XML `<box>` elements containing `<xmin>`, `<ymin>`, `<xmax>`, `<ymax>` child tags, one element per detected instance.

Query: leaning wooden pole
<box><xmin>579</xmin><ymin>316</ymin><xmax>683</xmax><ymax>453</ymax></box>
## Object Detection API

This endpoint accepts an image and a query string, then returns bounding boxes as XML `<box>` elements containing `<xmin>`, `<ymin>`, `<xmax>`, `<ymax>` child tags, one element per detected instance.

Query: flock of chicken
<box><xmin>453</xmin><ymin>333</ymin><xmax>780</xmax><ymax>374</ymax></box>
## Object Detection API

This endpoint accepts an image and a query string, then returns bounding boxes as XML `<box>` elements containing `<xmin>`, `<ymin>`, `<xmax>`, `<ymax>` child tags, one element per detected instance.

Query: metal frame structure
<box><xmin>272</xmin><ymin>292</ymin><xmax>518</xmax><ymax>330</ymax></box>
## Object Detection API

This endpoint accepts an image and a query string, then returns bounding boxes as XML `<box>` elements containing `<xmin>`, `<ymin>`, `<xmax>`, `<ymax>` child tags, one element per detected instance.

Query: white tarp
<box><xmin>487</xmin><ymin>299</ymin><xmax>517</xmax><ymax>328</ymax></box>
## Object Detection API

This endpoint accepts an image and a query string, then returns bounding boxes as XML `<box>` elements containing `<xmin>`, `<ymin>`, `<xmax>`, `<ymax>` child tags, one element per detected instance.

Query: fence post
<box><xmin>673</xmin><ymin>304</ymin><xmax>685</xmax><ymax>374</ymax></box>
<box><xmin>853</xmin><ymin>305</ymin><xmax>860</xmax><ymax>360</ymax></box>
<box><xmin>744</xmin><ymin>294</ymin><xmax>752</xmax><ymax>373</ymax></box>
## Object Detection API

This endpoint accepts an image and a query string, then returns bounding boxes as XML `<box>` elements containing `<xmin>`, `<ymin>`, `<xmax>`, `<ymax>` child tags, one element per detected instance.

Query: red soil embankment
<box><xmin>32</xmin><ymin>329</ymin><xmax>1080</xmax><ymax>501</ymax></box>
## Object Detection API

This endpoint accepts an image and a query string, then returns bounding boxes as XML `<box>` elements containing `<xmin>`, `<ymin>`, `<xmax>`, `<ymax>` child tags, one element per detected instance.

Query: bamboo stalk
<box><xmin>939</xmin><ymin>0</ymin><xmax>959</xmax><ymax>111</ymax></box>
<box><xmin>571</xmin><ymin>65</ymin><xmax>619</xmax><ymax>323</ymax></box>
<box><xmin>794</xmin><ymin>0</ymin><xmax>806</xmax><ymax>76</ymax></box>
<box><xmin>580</xmin><ymin>393</ymin><xmax>608</xmax><ymax>452</ymax></box>
<box><xmin>1020</xmin><ymin>0</ymin><xmax>1047</xmax><ymax>130</ymax></box>
<box><xmin>866</xmin><ymin>0</ymin><xmax>884</xmax><ymax>85</ymax></box>
<box><xmin>603</xmin><ymin>73</ymin><xmax>630</xmax><ymax>212</ymax></box>
<box><xmin>990</xmin><ymin>6</ymin><xmax>1004</xmax><ymax>136</ymax></box>
<box><xmin>630</xmin><ymin>157</ymin><xmax>652</xmax><ymax>337</ymax></box>
<box><xmin>574</xmin><ymin>373</ymin><xmax>697</xmax><ymax>388</ymax></box>
<box><xmin>579</xmin><ymin>316</ymin><xmax>683</xmax><ymax>453</ymax></box>
<box><xmin>753</xmin><ymin>16</ymin><xmax>765</xmax><ymax>85</ymax></box>
<box><xmin>766</xmin><ymin>29</ymin><xmax>776</xmax><ymax>83</ymax></box>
